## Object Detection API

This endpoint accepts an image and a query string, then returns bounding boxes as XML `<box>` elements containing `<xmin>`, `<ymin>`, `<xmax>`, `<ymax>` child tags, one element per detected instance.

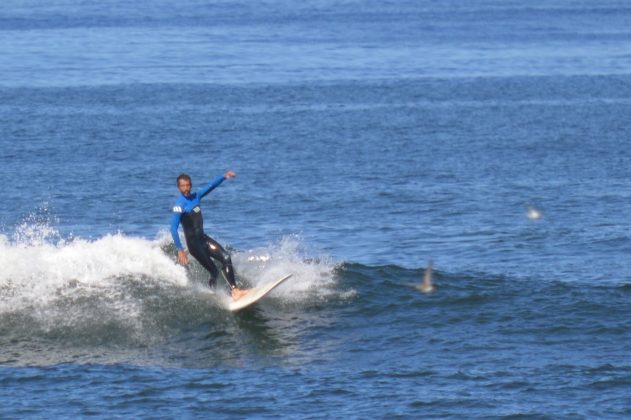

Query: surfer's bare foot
<box><xmin>231</xmin><ymin>288</ymin><xmax>248</xmax><ymax>301</ymax></box>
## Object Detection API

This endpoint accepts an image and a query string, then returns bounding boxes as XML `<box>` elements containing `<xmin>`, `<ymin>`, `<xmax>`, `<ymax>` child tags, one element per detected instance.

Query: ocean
<box><xmin>1</xmin><ymin>0</ymin><xmax>631</xmax><ymax>417</ymax></box>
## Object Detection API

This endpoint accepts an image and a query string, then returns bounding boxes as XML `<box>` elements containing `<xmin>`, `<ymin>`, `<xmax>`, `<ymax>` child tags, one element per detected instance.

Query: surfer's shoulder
<box><xmin>172</xmin><ymin>195</ymin><xmax>188</xmax><ymax>213</ymax></box>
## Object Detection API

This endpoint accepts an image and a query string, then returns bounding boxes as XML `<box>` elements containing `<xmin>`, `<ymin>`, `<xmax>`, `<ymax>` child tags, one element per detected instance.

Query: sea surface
<box><xmin>1</xmin><ymin>0</ymin><xmax>631</xmax><ymax>418</ymax></box>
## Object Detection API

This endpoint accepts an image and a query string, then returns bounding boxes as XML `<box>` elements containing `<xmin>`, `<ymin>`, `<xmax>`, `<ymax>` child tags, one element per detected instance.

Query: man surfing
<box><xmin>171</xmin><ymin>170</ymin><xmax>248</xmax><ymax>300</ymax></box>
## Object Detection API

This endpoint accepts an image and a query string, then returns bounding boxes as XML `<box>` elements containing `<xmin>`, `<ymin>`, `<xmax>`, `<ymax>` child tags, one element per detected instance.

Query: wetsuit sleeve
<box><xmin>170</xmin><ymin>210</ymin><xmax>184</xmax><ymax>250</ymax></box>
<box><xmin>198</xmin><ymin>175</ymin><xmax>226</xmax><ymax>199</ymax></box>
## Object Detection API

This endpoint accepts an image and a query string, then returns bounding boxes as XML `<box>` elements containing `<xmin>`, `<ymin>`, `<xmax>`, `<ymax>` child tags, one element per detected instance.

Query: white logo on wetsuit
<box><xmin>193</xmin><ymin>206</ymin><xmax>201</xmax><ymax>213</ymax></box>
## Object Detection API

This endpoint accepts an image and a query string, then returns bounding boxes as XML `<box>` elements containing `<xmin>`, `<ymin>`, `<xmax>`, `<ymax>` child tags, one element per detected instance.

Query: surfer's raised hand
<box><xmin>177</xmin><ymin>249</ymin><xmax>189</xmax><ymax>265</ymax></box>
<box><xmin>224</xmin><ymin>170</ymin><xmax>236</xmax><ymax>179</ymax></box>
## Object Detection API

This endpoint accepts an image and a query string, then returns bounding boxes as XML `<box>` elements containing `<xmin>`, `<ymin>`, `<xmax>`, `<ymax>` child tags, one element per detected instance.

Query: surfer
<box><xmin>171</xmin><ymin>170</ymin><xmax>248</xmax><ymax>300</ymax></box>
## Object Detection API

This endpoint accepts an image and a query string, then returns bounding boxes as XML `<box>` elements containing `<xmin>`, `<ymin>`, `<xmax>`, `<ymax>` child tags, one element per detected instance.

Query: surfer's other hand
<box><xmin>177</xmin><ymin>250</ymin><xmax>188</xmax><ymax>265</ymax></box>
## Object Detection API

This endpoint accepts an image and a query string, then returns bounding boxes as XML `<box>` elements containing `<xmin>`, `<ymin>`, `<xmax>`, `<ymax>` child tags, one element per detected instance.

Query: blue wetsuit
<box><xmin>171</xmin><ymin>175</ymin><xmax>237</xmax><ymax>289</ymax></box>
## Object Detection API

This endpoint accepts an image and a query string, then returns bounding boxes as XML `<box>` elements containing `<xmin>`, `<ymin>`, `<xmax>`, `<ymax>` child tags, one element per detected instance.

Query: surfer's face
<box><xmin>178</xmin><ymin>179</ymin><xmax>192</xmax><ymax>196</ymax></box>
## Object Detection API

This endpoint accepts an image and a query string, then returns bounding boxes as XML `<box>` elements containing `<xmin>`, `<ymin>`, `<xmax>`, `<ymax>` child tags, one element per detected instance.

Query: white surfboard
<box><xmin>227</xmin><ymin>274</ymin><xmax>293</xmax><ymax>312</ymax></box>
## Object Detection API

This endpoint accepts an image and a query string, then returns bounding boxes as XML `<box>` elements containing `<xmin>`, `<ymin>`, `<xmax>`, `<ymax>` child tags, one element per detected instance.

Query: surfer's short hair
<box><xmin>177</xmin><ymin>173</ymin><xmax>192</xmax><ymax>185</ymax></box>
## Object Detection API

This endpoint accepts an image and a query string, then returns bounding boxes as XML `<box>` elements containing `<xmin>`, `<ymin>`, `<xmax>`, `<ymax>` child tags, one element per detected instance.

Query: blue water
<box><xmin>2</xmin><ymin>0</ymin><xmax>631</xmax><ymax>417</ymax></box>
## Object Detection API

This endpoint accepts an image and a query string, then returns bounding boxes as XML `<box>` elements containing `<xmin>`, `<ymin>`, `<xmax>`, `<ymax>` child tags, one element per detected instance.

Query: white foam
<box><xmin>527</xmin><ymin>206</ymin><xmax>543</xmax><ymax>220</ymax></box>
<box><xmin>233</xmin><ymin>235</ymin><xmax>344</xmax><ymax>303</ymax></box>
<box><xmin>0</xmin><ymin>226</ymin><xmax>346</xmax><ymax>336</ymax></box>
<box><xmin>0</xmin><ymin>227</ymin><xmax>189</xmax><ymax>317</ymax></box>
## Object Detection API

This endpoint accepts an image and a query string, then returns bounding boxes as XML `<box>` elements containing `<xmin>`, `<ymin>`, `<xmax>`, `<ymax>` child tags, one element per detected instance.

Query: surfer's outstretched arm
<box><xmin>198</xmin><ymin>171</ymin><xmax>236</xmax><ymax>199</ymax></box>
<box><xmin>197</xmin><ymin>175</ymin><xmax>226</xmax><ymax>199</ymax></box>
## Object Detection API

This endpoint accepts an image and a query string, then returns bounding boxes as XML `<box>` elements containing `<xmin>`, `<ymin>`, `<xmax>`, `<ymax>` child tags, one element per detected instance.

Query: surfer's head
<box><xmin>177</xmin><ymin>173</ymin><xmax>192</xmax><ymax>196</ymax></box>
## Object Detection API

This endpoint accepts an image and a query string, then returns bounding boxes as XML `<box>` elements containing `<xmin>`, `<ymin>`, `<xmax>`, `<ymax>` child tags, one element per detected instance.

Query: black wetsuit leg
<box><xmin>204</xmin><ymin>235</ymin><xmax>237</xmax><ymax>288</ymax></box>
<box><xmin>186</xmin><ymin>234</ymin><xmax>237</xmax><ymax>289</ymax></box>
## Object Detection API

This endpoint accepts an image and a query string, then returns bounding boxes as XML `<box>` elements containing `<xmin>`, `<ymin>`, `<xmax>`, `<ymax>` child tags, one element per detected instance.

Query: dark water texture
<box><xmin>1</xmin><ymin>264</ymin><xmax>631</xmax><ymax>418</ymax></box>
<box><xmin>2</xmin><ymin>0</ymin><xmax>631</xmax><ymax>418</ymax></box>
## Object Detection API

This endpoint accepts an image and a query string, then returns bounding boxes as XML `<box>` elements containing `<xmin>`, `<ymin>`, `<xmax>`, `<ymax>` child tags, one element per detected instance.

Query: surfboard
<box><xmin>227</xmin><ymin>274</ymin><xmax>293</xmax><ymax>312</ymax></box>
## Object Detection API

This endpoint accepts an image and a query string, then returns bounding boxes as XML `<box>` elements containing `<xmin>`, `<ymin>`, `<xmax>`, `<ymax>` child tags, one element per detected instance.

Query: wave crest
<box><xmin>0</xmin><ymin>228</ymin><xmax>343</xmax><ymax>361</ymax></box>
